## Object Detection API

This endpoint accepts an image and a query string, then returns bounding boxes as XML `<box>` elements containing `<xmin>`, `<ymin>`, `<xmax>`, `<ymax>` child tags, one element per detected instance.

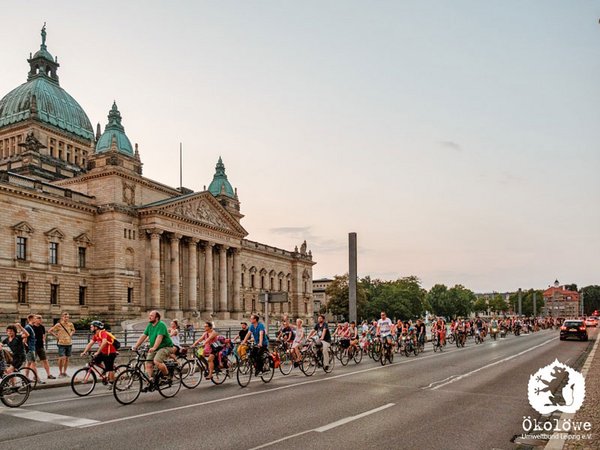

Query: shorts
<box><xmin>35</xmin><ymin>347</ymin><xmax>47</xmax><ymax>361</ymax></box>
<box><xmin>149</xmin><ymin>347</ymin><xmax>173</xmax><ymax>364</ymax></box>
<box><xmin>58</xmin><ymin>345</ymin><xmax>72</xmax><ymax>357</ymax></box>
<box><xmin>26</xmin><ymin>350</ymin><xmax>36</xmax><ymax>363</ymax></box>
<box><xmin>93</xmin><ymin>353</ymin><xmax>117</xmax><ymax>372</ymax></box>
<box><xmin>291</xmin><ymin>339</ymin><xmax>303</xmax><ymax>349</ymax></box>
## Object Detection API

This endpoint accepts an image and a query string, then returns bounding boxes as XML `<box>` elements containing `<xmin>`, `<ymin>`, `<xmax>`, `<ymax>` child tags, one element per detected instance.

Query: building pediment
<box><xmin>139</xmin><ymin>192</ymin><xmax>247</xmax><ymax>237</ymax></box>
<box><xmin>12</xmin><ymin>221</ymin><xmax>34</xmax><ymax>234</ymax></box>
<box><xmin>74</xmin><ymin>232</ymin><xmax>93</xmax><ymax>246</ymax></box>
<box><xmin>44</xmin><ymin>227</ymin><xmax>65</xmax><ymax>240</ymax></box>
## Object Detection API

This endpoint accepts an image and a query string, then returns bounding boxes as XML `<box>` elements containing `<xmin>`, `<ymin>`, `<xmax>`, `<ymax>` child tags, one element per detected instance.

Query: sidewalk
<box><xmin>561</xmin><ymin>334</ymin><xmax>600</xmax><ymax>450</ymax></box>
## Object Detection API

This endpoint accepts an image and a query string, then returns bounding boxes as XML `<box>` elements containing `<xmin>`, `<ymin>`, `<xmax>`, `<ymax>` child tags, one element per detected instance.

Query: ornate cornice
<box><xmin>0</xmin><ymin>182</ymin><xmax>97</xmax><ymax>213</ymax></box>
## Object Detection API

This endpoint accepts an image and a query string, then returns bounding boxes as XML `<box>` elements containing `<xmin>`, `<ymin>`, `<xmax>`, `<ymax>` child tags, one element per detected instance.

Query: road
<box><xmin>0</xmin><ymin>328</ymin><xmax>596</xmax><ymax>450</ymax></box>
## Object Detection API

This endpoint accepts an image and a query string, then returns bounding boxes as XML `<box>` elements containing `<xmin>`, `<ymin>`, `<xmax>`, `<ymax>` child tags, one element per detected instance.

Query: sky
<box><xmin>1</xmin><ymin>1</ymin><xmax>598</xmax><ymax>293</ymax></box>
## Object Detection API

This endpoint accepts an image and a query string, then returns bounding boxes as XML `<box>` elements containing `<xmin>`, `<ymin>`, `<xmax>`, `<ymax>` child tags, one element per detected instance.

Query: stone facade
<box><xmin>0</xmin><ymin>28</ymin><xmax>315</xmax><ymax>327</ymax></box>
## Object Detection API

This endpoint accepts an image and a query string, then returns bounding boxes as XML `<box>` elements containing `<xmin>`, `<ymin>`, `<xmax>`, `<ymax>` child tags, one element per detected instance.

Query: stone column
<box><xmin>232</xmin><ymin>248</ymin><xmax>241</xmax><ymax>317</ymax></box>
<box><xmin>219</xmin><ymin>245</ymin><xmax>229</xmax><ymax>318</ymax></box>
<box><xmin>204</xmin><ymin>242</ymin><xmax>214</xmax><ymax>317</ymax></box>
<box><xmin>169</xmin><ymin>233</ymin><xmax>181</xmax><ymax>314</ymax></box>
<box><xmin>188</xmin><ymin>238</ymin><xmax>199</xmax><ymax>312</ymax></box>
<box><xmin>148</xmin><ymin>229</ymin><xmax>163</xmax><ymax>309</ymax></box>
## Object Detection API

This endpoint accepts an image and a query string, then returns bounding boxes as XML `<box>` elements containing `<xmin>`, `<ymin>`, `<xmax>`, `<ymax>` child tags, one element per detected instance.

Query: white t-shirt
<box><xmin>378</xmin><ymin>318</ymin><xmax>393</xmax><ymax>336</ymax></box>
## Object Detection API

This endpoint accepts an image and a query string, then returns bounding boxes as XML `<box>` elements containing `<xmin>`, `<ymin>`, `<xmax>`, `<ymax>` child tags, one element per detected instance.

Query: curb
<box><xmin>543</xmin><ymin>334</ymin><xmax>600</xmax><ymax>450</ymax></box>
<box><xmin>33</xmin><ymin>380</ymin><xmax>71</xmax><ymax>390</ymax></box>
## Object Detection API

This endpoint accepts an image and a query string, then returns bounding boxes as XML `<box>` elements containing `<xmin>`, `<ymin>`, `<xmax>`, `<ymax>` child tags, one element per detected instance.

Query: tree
<box><xmin>472</xmin><ymin>297</ymin><xmax>488</xmax><ymax>315</ymax></box>
<box><xmin>426</xmin><ymin>284</ymin><xmax>451</xmax><ymax>318</ymax></box>
<box><xmin>325</xmin><ymin>274</ymin><xmax>367</xmax><ymax>320</ymax></box>
<box><xmin>582</xmin><ymin>285</ymin><xmax>600</xmax><ymax>316</ymax></box>
<box><xmin>361</xmin><ymin>276</ymin><xmax>426</xmax><ymax>321</ymax></box>
<box><xmin>447</xmin><ymin>285</ymin><xmax>475</xmax><ymax>318</ymax></box>
<box><xmin>488</xmin><ymin>294</ymin><xmax>509</xmax><ymax>314</ymax></box>
<box><xmin>508</xmin><ymin>289</ymin><xmax>544</xmax><ymax>316</ymax></box>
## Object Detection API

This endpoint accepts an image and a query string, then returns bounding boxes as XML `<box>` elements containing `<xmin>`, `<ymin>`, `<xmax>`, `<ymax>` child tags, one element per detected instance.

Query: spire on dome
<box><xmin>28</xmin><ymin>24</ymin><xmax>59</xmax><ymax>83</ymax></box>
<box><xmin>208</xmin><ymin>156</ymin><xmax>235</xmax><ymax>198</ymax></box>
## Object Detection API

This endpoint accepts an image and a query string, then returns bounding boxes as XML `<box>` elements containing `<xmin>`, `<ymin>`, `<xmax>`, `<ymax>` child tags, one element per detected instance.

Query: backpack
<box><xmin>105</xmin><ymin>331</ymin><xmax>121</xmax><ymax>350</ymax></box>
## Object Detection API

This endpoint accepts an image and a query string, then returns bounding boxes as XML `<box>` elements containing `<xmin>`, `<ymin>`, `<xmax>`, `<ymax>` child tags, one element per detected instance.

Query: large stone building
<box><xmin>542</xmin><ymin>280</ymin><xmax>580</xmax><ymax>318</ymax></box>
<box><xmin>0</xmin><ymin>26</ymin><xmax>315</xmax><ymax>326</ymax></box>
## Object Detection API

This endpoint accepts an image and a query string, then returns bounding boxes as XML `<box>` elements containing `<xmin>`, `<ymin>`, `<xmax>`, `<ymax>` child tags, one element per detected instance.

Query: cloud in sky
<box><xmin>439</xmin><ymin>141</ymin><xmax>463</xmax><ymax>152</ymax></box>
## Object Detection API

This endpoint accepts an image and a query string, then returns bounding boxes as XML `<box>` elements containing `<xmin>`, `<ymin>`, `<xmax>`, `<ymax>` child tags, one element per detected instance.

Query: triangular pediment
<box><xmin>45</xmin><ymin>228</ymin><xmax>65</xmax><ymax>240</ymax></box>
<box><xmin>12</xmin><ymin>221</ymin><xmax>34</xmax><ymax>234</ymax></box>
<box><xmin>139</xmin><ymin>192</ymin><xmax>247</xmax><ymax>237</ymax></box>
<box><xmin>74</xmin><ymin>232</ymin><xmax>93</xmax><ymax>245</ymax></box>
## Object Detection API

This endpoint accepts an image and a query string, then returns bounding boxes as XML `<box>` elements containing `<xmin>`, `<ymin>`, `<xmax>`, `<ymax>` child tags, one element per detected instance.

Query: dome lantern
<box><xmin>27</xmin><ymin>23</ymin><xmax>59</xmax><ymax>84</ymax></box>
<box><xmin>95</xmin><ymin>102</ymin><xmax>134</xmax><ymax>156</ymax></box>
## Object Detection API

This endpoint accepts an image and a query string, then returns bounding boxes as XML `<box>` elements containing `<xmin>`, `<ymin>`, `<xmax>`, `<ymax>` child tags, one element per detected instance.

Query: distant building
<box><xmin>543</xmin><ymin>280</ymin><xmax>580</xmax><ymax>318</ymax></box>
<box><xmin>312</xmin><ymin>278</ymin><xmax>334</xmax><ymax>319</ymax></box>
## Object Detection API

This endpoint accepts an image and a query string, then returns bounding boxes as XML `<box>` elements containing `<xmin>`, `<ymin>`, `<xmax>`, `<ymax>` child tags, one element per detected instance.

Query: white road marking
<box><xmin>248</xmin><ymin>403</ymin><xmax>395</xmax><ymax>449</ymax></box>
<box><xmin>0</xmin><ymin>409</ymin><xmax>99</xmax><ymax>427</ymax></box>
<box><xmin>430</xmin><ymin>337</ymin><xmax>558</xmax><ymax>390</ymax></box>
<box><xmin>314</xmin><ymin>402</ymin><xmax>395</xmax><ymax>432</ymax></box>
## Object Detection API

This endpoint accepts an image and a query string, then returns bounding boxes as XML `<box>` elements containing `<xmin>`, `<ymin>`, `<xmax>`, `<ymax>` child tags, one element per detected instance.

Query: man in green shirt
<box><xmin>133</xmin><ymin>310</ymin><xmax>174</xmax><ymax>379</ymax></box>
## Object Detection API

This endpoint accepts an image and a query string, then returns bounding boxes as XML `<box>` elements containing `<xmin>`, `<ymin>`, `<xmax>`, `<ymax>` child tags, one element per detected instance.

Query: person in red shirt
<box><xmin>81</xmin><ymin>321</ymin><xmax>118</xmax><ymax>383</ymax></box>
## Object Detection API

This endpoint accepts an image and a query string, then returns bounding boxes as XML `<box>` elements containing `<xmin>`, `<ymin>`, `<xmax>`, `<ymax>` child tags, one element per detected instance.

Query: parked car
<box><xmin>560</xmin><ymin>320</ymin><xmax>588</xmax><ymax>341</ymax></box>
<box><xmin>584</xmin><ymin>317</ymin><xmax>598</xmax><ymax>327</ymax></box>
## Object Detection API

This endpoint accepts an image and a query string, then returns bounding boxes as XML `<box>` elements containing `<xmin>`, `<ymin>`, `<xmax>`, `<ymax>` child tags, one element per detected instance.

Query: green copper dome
<box><xmin>0</xmin><ymin>25</ymin><xmax>94</xmax><ymax>141</ymax></box>
<box><xmin>95</xmin><ymin>102</ymin><xmax>134</xmax><ymax>156</ymax></box>
<box><xmin>208</xmin><ymin>157</ymin><xmax>235</xmax><ymax>198</ymax></box>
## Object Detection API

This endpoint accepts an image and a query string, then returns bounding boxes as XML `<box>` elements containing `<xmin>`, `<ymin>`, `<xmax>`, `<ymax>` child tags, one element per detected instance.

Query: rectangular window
<box><xmin>78</xmin><ymin>247</ymin><xmax>86</xmax><ymax>268</ymax></box>
<box><xmin>49</xmin><ymin>242</ymin><xmax>59</xmax><ymax>264</ymax></box>
<box><xmin>241</xmin><ymin>273</ymin><xmax>245</xmax><ymax>288</ymax></box>
<box><xmin>279</xmin><ymin>279</ymin><xmax>283</xmax><ymax>291</ymax></box>
<box><xmin>251</xmin><ymin>274</ymin><xmax>255</xmax><ymax>289</ymax></box>
<box><xmin>287</xmin><ymin>280</ymin><xmax>291</xmax><ymax>292</ymax></box>
<box><xmin>127</xmin><ymin>287</ymin><xmax>133</xmax><ymax>304</ymax></box>
<box><xmin>270</xmin><ymin>278</ymin><xmax>274</xmax><ymax>290</ymax></box>
<box><xmin>50</xmin><ymin>284</ymin><xmax>59</xmax><ymax>305</ymax></box>
<box><xmin>261</xmin><ymin>276</ymin><xmax>265</xmax><ymax>289</ymax></box>
<box><xmin>18</xmin><ymin>281</ymin><xmax>28</xmax><ymax>304</ymax></box>
<box><xmin>16</xmin><ymin>237</ymin><xmax>27</xmax><ymax>260</ymax></box>
<box><xmin>79</xmin><ymin>286</ymin><xmax>86</xmax><ymax>305</ymax></box>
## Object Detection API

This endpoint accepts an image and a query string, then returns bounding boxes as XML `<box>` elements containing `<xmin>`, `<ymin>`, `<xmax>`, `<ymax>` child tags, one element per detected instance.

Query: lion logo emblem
<box><xmin>528</xmin><ymin>359</ymin><xmax>585</xmax><ymax>415</ymax></box>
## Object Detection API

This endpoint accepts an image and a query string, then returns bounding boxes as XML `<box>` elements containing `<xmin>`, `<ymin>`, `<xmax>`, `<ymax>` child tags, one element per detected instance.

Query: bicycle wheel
<box><xmin>300</xmin><ymin>351</ymin><xmax>317</xmax><ymax>377</ymax></box>
<box><xmin>278</xmin><ymin>351</ymin><xmax>293</xmax><ymax>376</ymax></box>
<box><xmin>113</xmin><ymin>369</ymin><xmax>142</xmax><ymax>405</ymax></box>
<box><xmin>71</xmin><ymin>368</ymin><xmax>97</xmax><ymax>396</ymax></box>
<box><xmin>211</xmin><ymin>366</ymin><xmax>227</xmax><ymax>385</ymax></box>
<box><xmin>158</xmin><ymin>366</ymin><xmax>182</xmax><ymax>398</ymax></box>
<box><xmin>180</xmin><ymin>360</ymin><xmax>202</xmax><ymax>389</ymax></box>
<box><xmin>323</xmin><ymin>348</ymin><xmax>335</xmax><ymax>373</ymax></box>
<box><xmin>260</xmin><ymin>355</ymin><xmax>275</xmax><ymax>383</ymax></box>
<box><xmin>236</xmin><ymin>358</ymin><xmax>252</xmax><ymax>388</ymax></box>
<box><xmin>227</xmin><ymin>354</ymin><xmax>239</xmax><ymax>379</ymax></box>
<box><xmin>17</xmin><ymin>367</ymin><xmax>38</xmax><ymax>390</ymax></box>
<box><xmin>0</xmin><ymin>373</ymin><xmax>31</xmax><ymax>407</ymax></box>
<box><xmin>340</xmin><ymin>348</ymin><xmax>350</xmax><ymax>366</ymax></box>
<box><xmin>353</xmin><ymin>347</ymin><xmax>363</xmax><ymax>364</ymax></box>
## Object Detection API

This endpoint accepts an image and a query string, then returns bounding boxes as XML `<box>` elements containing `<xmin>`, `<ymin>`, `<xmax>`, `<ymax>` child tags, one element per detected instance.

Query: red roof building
<box><xmin>543</xmin><ymin>280</ymin><xmax>580</xmax><ymax>318</ymax></box>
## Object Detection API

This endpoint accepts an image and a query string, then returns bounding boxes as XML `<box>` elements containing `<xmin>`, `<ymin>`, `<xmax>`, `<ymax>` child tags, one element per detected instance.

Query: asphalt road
<box><xmin>0</xmin><ymin>328</ymin><xmax>596</xmax><ymax>450</ymax></box>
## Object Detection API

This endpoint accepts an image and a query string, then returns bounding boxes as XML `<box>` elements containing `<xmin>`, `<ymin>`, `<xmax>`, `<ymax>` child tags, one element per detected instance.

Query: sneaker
<box><xmin>38</xmin><ymin>380</ymin><xmax>46</xmax><ymax>385</ymax></box>
<box><xmin>47</xmin><ymin>374</ymin><xmax>56</xmax><ymax>380</ymax></box>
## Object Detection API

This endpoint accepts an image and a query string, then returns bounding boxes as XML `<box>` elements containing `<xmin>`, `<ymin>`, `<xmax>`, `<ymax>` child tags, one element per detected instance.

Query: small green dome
<box><xmin>0</xmin><ymin>77</ymin><xmax>94</xmax><ymax>140</ymax></box>
<box><xmin>95</xmin><ymin>102</ymin><xmax>134</xmax><ymax>156</ymax></box>
<box><xmin>208</xmin><ymin>157</ymin><xmax>235</xmax><ymax>197</ymax></box>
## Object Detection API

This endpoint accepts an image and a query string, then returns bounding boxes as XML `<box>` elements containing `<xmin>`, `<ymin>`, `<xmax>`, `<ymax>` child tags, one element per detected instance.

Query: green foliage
<box><xmin>582</xmin><ymin>285</ymin><xmax>600</xmax><ymax>316</ymax></box>
<box><xmin>73</xmin><ymin>316</ymin><xmax>101</xmax><ymax>330</ymax></box>
<box><xmin>324</xmin><ymin>274</ymin><xmax>367</xmax><ymax>320</ymax></box>
<box><xmin>361</xmin><ymin>276</ymin><xmax>426</xmax><ymax>321</ymax></box>
<box><xmin>473</xmin><ymin>297</ymin><xmax>488</xmax><ymax>314</ymax></box>
<box><xmin>426</xmin><ymin>284</ymin><xmax>475</xmax><ymax>319</ymax></box>
<box><xmin>488</xmin><ymin>294</ymin><xmax>509</xmax><ymax>314</ymax></box>
<box><xmin>508</xmin><ymin>289</ymin><xmax>544</xmax><ymax>316</ymax></box>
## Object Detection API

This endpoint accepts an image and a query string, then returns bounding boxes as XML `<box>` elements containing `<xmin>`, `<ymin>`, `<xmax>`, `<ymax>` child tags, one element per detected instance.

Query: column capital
<box><xmin>146</xmin><ymin>228</ymin><xmax>163</xmax><ymax>238</ymax></box>
<box><xmin>170</xmin><ymin>233</ymin><xmax>182</xmax><ymax>242</ymax></box>
<box><xmin>204</xmin><ymin>241</ymin><xmax>215</xmax><ymax>248</ymax></box>
<box><xmin>188</xmin><ymin>237</ymin><xmax>200</xmax><ymax>245</ymax></box>
<box><xmin>220</xmin><ymin>244</ymin><xmax>229</xmax><ymax>252</ymax></box>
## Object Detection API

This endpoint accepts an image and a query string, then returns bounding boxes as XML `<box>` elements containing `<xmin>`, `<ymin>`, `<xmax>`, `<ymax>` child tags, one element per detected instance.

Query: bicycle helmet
<box><xmin>90</xmin><ymin>320</ymin><xmax>104</xmax><ymax>329</ymax></box>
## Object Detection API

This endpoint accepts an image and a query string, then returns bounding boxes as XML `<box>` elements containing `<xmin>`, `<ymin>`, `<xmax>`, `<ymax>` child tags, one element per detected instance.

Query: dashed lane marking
<box><xmin>0</xmin><ymin>409</ymin><xmax>99</xmax><ymax>427</ymax></box>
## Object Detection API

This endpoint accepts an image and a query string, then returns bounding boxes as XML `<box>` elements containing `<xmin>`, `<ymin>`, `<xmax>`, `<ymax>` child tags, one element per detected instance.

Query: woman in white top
<box><xmin>291</xmin><ymin>318</ymin><xmax>304</xmax><ymax>365</ymax></box>
<box><xmin>169</xmin><ymin>320</ymin><xmax>181</xmax><ymax>356</ymax></box>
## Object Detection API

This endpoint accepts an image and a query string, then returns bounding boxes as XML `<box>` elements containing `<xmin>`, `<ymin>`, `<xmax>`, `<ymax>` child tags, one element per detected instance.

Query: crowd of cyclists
<box><xmin>0</xmin><ymin>309</ymin><xmax>564</xmax><ymax>407</ymax></box>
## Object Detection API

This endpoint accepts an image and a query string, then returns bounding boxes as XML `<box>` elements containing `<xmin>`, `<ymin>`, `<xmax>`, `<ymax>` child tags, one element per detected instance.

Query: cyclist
<box><xmin>291</xmin><ymin>318</ymin><xmax>305</xmax><ymax>366</ymax></box>
<box><xmin>377</xmin><ymin>311</ymin><xmax>394</xmax><ymax>348</ymax></box>
<box><xmin>132</xmin><ymin>310</ymin><xmax>174</xmax><ymax>384</ymax></box>
<box><xmin>276</xmin><ymin>315</ymin><xmax>294</xmax><ymax>350</ymax></box>
<box><xmin>348</xmin><ymin>321</ymin><xmax>359</xmax><ymax>354</ymax></box>
<box><xmin>307</xmin><ymin>314</ymin><xmax>332</xmax><ymax>370</ymax></box>
<box><xmin>240</xmin><ymin>314</ymin><xmax>269</xmax><ymax>375</ymax></box>
<box><xmin>81</xmin><ymin>321</ymin><xmax>118</xmax><ymax>384</ymax></box>
<box><xmin>192</xmin><ymin>321</ymin><xmax>219</xmax><ymax>380</ymax></box>
<box><xmin>416</xmin><ymin>319</ymin><xmax>426</xmax><ymax>349</ymax></box>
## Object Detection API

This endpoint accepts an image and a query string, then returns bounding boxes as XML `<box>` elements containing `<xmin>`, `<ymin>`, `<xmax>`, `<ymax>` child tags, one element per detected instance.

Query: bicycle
<box><xmin>236</xmin><ymin>343</ymin><xmax>275</xmax><ymax>388</ymax></box>
<box><xmin>113</xmin><ymin>348</ymin><xmax>182</xmax><ymax>405</ymax></box>
<box><xmin>0</xmin><ymin>370</ymin><xmax>31</xmax><ymax>408</ymax></box>
<box><xmin>402</xmin><ymin>335</ymin><xmax>418</xmax><ymax>357</ymax></box>
<box><xmin>339</xmin><ymin>340</ymin><xmax>362</xmax><ymax>366</ymax></box>
<box><xmin>432</xmin><ymin>332</ymin><xmax>444</xmax><ymax>352</ymax></box>
<box><xmin>380</xmin><ymin>337</ymin><xmax>394</xmax><ymax>366</ymax></box>
<box><xmin>14</xmin><ymin>366</ymin><xmax>38</xmax><ymax>390</ymax></box>
<box><xmin>299</xmin><ymin>338</ymin><xmax>335</xmax><ymax>376</ymax></box>
<box><xmin>273</xmin><ymin>340</ymin><xmax>294</xmax><ymax>376</ymax></box>
<box><xmin>180</xmin><ymin>345</ymin><xmax>238</xmax><ymax>388</ymax></box>
<box><xmin>71</xmin><ymin>354</ymin><xmax>127</xmax><ymax>396</ymax></box>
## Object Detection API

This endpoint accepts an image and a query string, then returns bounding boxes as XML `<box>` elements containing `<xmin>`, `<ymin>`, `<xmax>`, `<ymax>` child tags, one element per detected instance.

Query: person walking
<box><xmin>48</xmin><ymin>312</ymin><xmax>75</xmax><ymax>377</ymax></box>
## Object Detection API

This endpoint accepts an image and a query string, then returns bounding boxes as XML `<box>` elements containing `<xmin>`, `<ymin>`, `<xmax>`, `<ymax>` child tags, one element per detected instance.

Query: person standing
<box><xmin>33</xmin><ymin>315</ymin><xmax>55</xmax><ymax>380</ymax></box>
<box><xmin>48</xmin><ymin>312</ymin><xmax>75</xmax><ymax>377</ymax></box>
